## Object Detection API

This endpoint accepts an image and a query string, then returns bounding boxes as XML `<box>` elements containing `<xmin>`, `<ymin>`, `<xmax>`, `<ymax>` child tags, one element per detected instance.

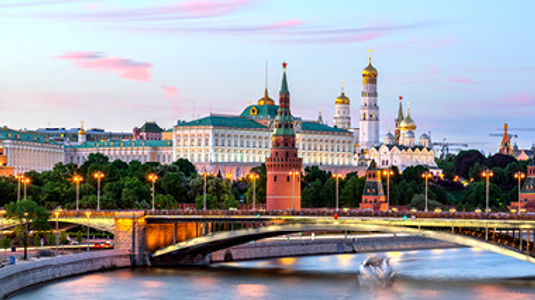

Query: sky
<box><xmin>1</xmin><ymin>0</ymin><xmax>534</xmax><ymax>154</ymax></box>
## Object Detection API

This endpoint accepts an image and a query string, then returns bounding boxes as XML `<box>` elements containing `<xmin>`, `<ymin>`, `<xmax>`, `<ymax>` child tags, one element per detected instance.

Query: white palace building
<box><xmin>3</xmin><ymin>54</ymin><xmax>440</xmax><ymax>178</ymax></box>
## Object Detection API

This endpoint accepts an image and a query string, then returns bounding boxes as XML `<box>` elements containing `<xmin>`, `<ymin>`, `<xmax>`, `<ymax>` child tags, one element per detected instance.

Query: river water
<box><xmin>11</xmin><ymin>247</ymin><xmax>535</xmax><ymax>300</ymax></box>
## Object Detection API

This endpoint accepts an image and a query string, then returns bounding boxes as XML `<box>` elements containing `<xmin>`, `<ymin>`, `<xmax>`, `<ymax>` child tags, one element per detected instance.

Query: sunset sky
<box><xmin>1</xmin><ymin>0</ymin><xmax>534</xmax><ymax>153</ymax></box>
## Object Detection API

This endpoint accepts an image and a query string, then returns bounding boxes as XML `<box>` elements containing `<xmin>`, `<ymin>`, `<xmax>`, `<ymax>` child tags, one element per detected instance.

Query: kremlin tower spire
<box><xmin>395</xmin><ymin>96</ymin><xmax>404</xmax><ymax>144</ymax></box>
<box><xmin>266</xmin><ymin>62</ymin><xmax>303</xmax><ymax>210</ymax></box>
<box><xmin>499</xmin><ymin>121</ymin><xmax>512</xmax><ymax>155</ymax></box>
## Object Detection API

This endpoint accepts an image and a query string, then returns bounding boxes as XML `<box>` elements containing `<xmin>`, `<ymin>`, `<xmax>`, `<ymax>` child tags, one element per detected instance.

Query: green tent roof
<box><xmin>239</xmin><ymin>104</ymin><xmax>279</xmax><ymax>118</ymax></box>
<box><xmin>0</xmin><ymin>128</ymin><xmax>60</xmax><ymax>145</ymax></box>
<box><xmin>176</xmin><ymin>115</ymin><xmax>268</xmax><ymax>129</ymax></box>
<box><xmin>139</xmin><ymin>122</ymin><xmax>163</xmax><ymax>133</ymax></box>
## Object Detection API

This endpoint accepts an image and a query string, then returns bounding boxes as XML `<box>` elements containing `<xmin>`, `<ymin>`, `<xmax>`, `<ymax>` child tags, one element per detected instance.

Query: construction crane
<box><xmin>432</xmin><ymin>138</ymin><xmax>468</xmax><ymax>159</ymax></box>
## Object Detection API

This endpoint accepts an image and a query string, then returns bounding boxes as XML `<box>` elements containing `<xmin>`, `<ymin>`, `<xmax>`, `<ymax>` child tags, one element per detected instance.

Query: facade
<box><xmin>266</xmin><ymin>63</ymin><xmax>303</xmax><ymax>210</ymax></box>
<box><xmin>0</xmin><ymin>127</ymin><xmax>64</xmax><ymax>174</ymax></box>
<box><xmin>28</xmin><ymin>123</ymin><xmax>132</xmax><ymax>145</ymax></box>
<box><xmin>65</xmin><ymin>139</ymin><xmax>173</xmax><ymax>165</ymax></box>
<box><xmin>133</xmin><ymin>122</ymin><xmax>164</xmax><ymax>141</ymax></box>
<box><xmin>359</xmin><ymin>160</ymin><xmax>387</xmax><ymax>211</ymax></box>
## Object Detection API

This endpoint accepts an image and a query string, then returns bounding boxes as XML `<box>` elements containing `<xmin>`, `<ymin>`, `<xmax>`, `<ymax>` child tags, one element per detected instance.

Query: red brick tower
<box><xmin>359</xmin><ymin>160</ymin><xmax>387</xmax><ymax>211</ymax></box>
<box><xmin>266</xmin><ymin>62</ymin><xmax>303</xmax><ymax>210</ymax></box>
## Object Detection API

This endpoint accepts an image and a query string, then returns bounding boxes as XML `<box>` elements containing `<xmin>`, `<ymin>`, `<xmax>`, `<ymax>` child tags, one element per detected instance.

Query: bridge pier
<box><xmin>114</xmin><ymin>212</ymin><xmax>147</xmax><ymax>266</ymax></box>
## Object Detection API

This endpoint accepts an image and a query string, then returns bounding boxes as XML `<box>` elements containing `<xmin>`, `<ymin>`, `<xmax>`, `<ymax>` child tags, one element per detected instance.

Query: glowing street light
<box><xmin>289</xmin><ymin>171</ymin><xmax>300</xmax><ymax>211</ymax></box>
<box><xmin>85</xmin><ymin>211</ymin><xmax>91</xmax><ymax>252</ymax></box>
<box><xmin>382</xmin><ymin>169</ymin><xmax>395</xmax><ymax>212</ymax></box>
<box><xmin>54</xmin><ymin>208</ymin><xmax>62</xmax><ymax>256</ymax></box>
<box><xmin>481</xmin><ymin>169</ymin><xmax>493</xmax><ymax>213</ymax></box>
<box><xmin>332</xmin><ymin>173</ymin><xmax>344</xmax><ymax>211</ymax></box>
<box><xmin>249</xmin><ymin>173</ymin><xmax>260</xmax><ymax>210</ymax></box>
<box><xmin>73</xmin><ymin>175</ymin><xmax>83</xmax><ymax>212</ymax></box>
<box><xmin>421</xmin><ymin>171</ymin><xmax>433</xmax><ymax>212</ymax></box>
<box><xmin>15</xmin><ymin>174</ymin><xmax>23</xmax><ymax>202</ymax></box>
<box><xmin>148</xmin><ymin>173</ymin><xmax>158</xmax><ymax>212</ymax></box>
<box><xmin>22</xmin><ymin>177</ymin><xmax>30</xmax><ymax>200</ymax></box>
<box><xmin>93</xmin><ymin>171</ymin><xmax>105</xmax><ymax>211</ymax></box>
<box><xmin>200</xmin><ymin>171</ymin><xmax>209</xmax><ymax>211</ymax></box>
<box><xmin>514</xmin><ymin>171</ymin><xmax>526</xmax><ymax>215</ymax></box>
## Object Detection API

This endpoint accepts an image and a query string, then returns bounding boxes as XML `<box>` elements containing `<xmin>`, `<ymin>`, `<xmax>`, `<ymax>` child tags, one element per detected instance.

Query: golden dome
<box><xmin>335</xmin><ymin>81</ymin><xmax>350</xmax><ymax>105</ymax></box>
<box><xmin>257</xmin><ymin>88</ymin><xmax>275</xmax><ymax>105</ymax></box>
<box><xmin>78</xmin><ymin>120</ymin><xmax>86</xmax><ymax>135</ymax></box>
<box><xmin>400</xmin><ymin>106</ymin><xmax>416</xmax><ymax>131</ymax></box>
<box><xmin>362</xmin><ymin>50</ymin><xmax>378</xmax><ymax>77</ymax></box>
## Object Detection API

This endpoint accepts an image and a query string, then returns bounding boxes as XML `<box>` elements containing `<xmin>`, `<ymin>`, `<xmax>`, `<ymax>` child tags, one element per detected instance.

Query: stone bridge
<box><xmin>4</xmin><ymin>211</ymin><xmax>535</xmax><ymax>266</ymax></box>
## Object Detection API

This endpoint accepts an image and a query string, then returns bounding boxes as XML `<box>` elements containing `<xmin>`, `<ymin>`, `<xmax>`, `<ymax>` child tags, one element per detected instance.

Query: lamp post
<box><xmin>289</xmin><ymin>171</ymin><xmax>299</xmax><ymax>211</ymax></box>
<box><xmin>54</xmin><ymin>208</ymin><xmax>62</xmax><ymax>256</ymax></box>
<box><xmin>481</xmin><ymin>169</ymin><xmax>494</xmax><ymax>213</ymax></box>
<box><xmin>73</xmin><ymin>175</ymin><xmax>83</xmax><ymax>212</ymax></box>
<box><xmin>200</xmin><ymin>171</ymin><xmax>208</xmax><ymax>211</ymax></box>
<box><xmin>22</xmin><ymin>177</ymin><xmax>30</xmax><ymax>200</ymax></box>
<box><xmin>332</xmin><ymin>173</ymin><xmax>343</xmax><ymax>211</ymax></box>
<box><xmin>382</xmin><ymin>169</ymin><xmax>394</xmax><ymax>212</ymax></box>
<box><xmin>148</xmin><ymin>174</ymin><xmax>158</xmax><ymax>212</ymax></box>
<box><xmin>249</xmin><ymin>174</ymin><xmax>259</xmax><ymax>210</ymax></box>
<box><xmin>421</xmin><ymin>171</ymin><xmax>433</xmax><ymax>212</ymax></box>
<box><xmin>93</xmin><ymin>171</ymin><xmax>104</xmax><ymax>211</ymax></box>
<box><xmin>15</xmin><ymin>175</ymin><xmax>23</xmax><ymax>202</ymax></box>
<box><xmin>514</xmin><ymin>171</ymin><xmax>526</xmax><ymax>215</ymax></box>
<box><xmin>85</xmin><ymin>211</ymin><xmax>91</xmax><ymax>252</ymax></box>
<box><xmin>0</xmin><ymin>208</ymin><xmax>5</xmax><ymax>239</ymax></box>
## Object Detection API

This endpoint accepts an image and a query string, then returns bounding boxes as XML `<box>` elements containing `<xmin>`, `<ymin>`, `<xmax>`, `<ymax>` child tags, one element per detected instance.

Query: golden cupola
<box><xmin>400</xmin><ymin>103</ymin><xmax>417</xmax><ymax>131</ymax></box>
<box><xmin>78</xmin><ymin>120</ymin><xmax>86</xmax><ymax>135</ymax></box>
<box><xmin>335</xmin><ymin>81</ymin><xmax>350</xmax><ymax>105</ymax></box>
<box><xmin>257</xmin><ymin>88</ymin><xmax>275</xmax><ymax>106</ymax></box>
<box><xmin>362</xmin><ymin>50</ymin><xmax>378</xmax><ymax>78</ymax></box>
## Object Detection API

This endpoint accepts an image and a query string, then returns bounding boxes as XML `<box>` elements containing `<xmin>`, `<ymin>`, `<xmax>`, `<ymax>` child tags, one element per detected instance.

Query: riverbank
<box><xmin>0</xmin><ymin>250</ymin><xmax>131</xmax><ymax>299</ymax></box>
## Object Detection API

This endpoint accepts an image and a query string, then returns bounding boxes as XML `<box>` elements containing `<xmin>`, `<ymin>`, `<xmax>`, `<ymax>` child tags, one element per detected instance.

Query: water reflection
<box><xmin>11</xmin><ymin>248</ymin><xmax>535</xmax><ymax>300</ymax></box>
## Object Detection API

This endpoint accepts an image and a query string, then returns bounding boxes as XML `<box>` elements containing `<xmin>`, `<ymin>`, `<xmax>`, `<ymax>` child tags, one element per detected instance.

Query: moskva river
<box><xmin>12</xmin><ymin>247</ymin><xmax>535</xmax><ymax>299</ymax></box>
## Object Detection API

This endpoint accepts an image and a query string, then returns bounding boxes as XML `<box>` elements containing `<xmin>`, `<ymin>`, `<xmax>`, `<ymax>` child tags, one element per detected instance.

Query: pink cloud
<box><xmin>162</xmin><ymin>86</ymin><xmax>179</xmax><ymax>98</ymax></box>
<box><xmin>450</xmin><ymin>76</ymin><xmax>482</xmax><ymax>85</ymax></box>
<box><xmin>500</xmin><ymin>93</ymin><xmax>534</xmax><ymax>107</ymax></box>
<box><xmin>0</xmin><ymin>0</ymin><xmax>84</xmax><ymax>8</ymax></box>
<box><xmin>57</xmin><ymin>51</ymin><xmax>152</xmax><ymax>82</ymax></box>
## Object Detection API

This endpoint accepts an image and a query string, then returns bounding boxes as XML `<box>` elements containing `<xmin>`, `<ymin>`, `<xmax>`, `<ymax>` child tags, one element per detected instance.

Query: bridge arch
<box><xmin>152</xmin><ymin>223</ymin><xmax>535</xmax><ymax>265</ymax></box>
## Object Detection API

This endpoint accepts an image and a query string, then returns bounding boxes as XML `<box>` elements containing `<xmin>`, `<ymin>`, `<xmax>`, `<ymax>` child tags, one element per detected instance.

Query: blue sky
<box><xmin>1</xmin><ymin>0</ymin><xmax>534</xmax><ymax>153</ymax></box>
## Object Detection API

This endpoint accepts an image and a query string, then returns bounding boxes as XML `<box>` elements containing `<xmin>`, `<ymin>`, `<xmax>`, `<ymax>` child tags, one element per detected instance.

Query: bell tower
<box><xmin>359</xmin><ymin>50</ymin><xmax>380</xmax><ymax>150</ymax></box>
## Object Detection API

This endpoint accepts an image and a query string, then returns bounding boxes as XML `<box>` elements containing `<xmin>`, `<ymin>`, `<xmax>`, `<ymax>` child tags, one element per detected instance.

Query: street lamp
<box><xmin>249</xmin><ymin>173</ymin><xmax>259</xmax><ymax>210</ymax></box>
<box><xmin>200</xmin><ymin>171</ymin><xmax>208</xmax><ymax>211</ymax></box>
<box><xmin>481</xmin><ymin>169</ymin><xmax>494</xmax><ymax>213</ymax></box>
<box><xmin>15</xmin><ymin>174</ymin><xmax>23</xmax><ymax>202</ymax></box>
<box><xmin>421</xmin><ymin>171</ymin><xmax>433</xmax><ymax>212</ymax></box>
<box><xmin>148</xmin><ymin>173</ymin><xmax>158</xmax><ymax>212</ymax></box>
<box><xmin>54</xmin><ymin>208</ymin><xmax>62</xmax><ymax>256</ymax></box>
<box><xmin>0</xmin><ymin>208</ymin><xmax>5</xmax><ymax>239</ymax></box>
<box><xmin>514</xmin><ymin>171</ymin><xmax>526</xmax><ymax>215</ymax></box>
<box><xmin>382</xmin><ymin>169</ymin><xmax>394</xmax><ymax>212</ymax></box>
<box><xmin>22</xmin><ymin>177</ymin><xmax>30</xmax><ymax>200</ymax></box>
<box><xmin>332</xmin><ymin>173</ymin><xmax>344</xmax><ymax>211</ymax></box>
<box><xmin>93</xmin><ymin>171</ymin><xmax>105</xmax><ymax>211</ymax></box>
<box><xmin>289</xmin><ymin>171</ymin><xmax>300</xmax><ymax>211</ymax></box>
<box><xmin>73</xmin><ymin>175</ymin><xmax>83</xmax><ymax>212</ymax></box>
<box><xmin>85</xmin><ymin>211</ymin><xmax>91</xmax><ymax>252</ymax></box>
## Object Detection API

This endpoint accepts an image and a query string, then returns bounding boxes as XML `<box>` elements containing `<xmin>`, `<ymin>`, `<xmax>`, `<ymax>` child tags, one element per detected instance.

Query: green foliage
<box><xmin>154</xmin><ymin>194</ymin><xmax>179</xmax><ymax>210</ymax></box>
<box><xmin>33</xmin><ymin>234</ymin><xmax>41</xmax><ymax>247</ymax></box>
<box><xmin>47</xmin><ymin>232</ymin><xmax>55</xmax><ymax>246</ymax></box>
<box><xmin>340</xmin><ymin>176</ymin><xmax>365</xmax><ymax>208</ymax></box>
<box><xmin>409</xmin><ymin>194</ymin><xmax>444</xmax><ymax>211</ymax></box>
<box><xmin>454</xmin><ymin>150</ymin><xmax>485</xmax><ymax>179</ymax></box>
<box><xmin>194</xmin><ymin>194</ymin><xmax>221</xmax><ymax>210</ymax></box>
<box><xmin>5</xmin><ymin>199</ymin><xmax>50</xmax><ymax>259</ymax></box>
<box><xmin>302</xmin><ymin>179</ymin><xmax>324</xmax><ymax>208</ymax></box>
<box><xmin>173</xmin><ymin>158</ymin><xmax>197</xmax><ymax>177</ymax></box>
<box><xmin>76</xmin><ymin>231</ymin><xmax>83</xmax><ymax>244</ymax></box>
<box><xmin>0</xmin><ymin>236</ymin><xmax>12</xmax><ymax>250</ymax></box>
<box><xmin>60</xmin><ymin>231</ymin><xmax>68</xmax><ymax>245</ymax></box>
<box><xmin>223</xmin><ymin>194</ymin><xmax>241</xmax><ymax>209</ymax></box>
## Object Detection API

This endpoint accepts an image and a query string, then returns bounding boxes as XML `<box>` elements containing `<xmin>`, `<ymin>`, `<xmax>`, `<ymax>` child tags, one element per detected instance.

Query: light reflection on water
<box><xmin>11</xmin><ymin>248</ymin><xmax>535</xmax><ymax>300</ymax></box>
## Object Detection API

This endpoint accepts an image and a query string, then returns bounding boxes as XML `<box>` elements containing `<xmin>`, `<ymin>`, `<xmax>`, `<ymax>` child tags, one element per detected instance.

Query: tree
<box><xmin>340</xmin><ymin>176</ymin><xmax>365</xmax><ymax>208</ymax></box>
<box><xmin>60</xmin><ymin>231</ymin><xmax>68</xmax><ymax>245</ymax></box>
<box><xmin>33</xmin><ymin>234</ymin><xmax>41</xmax><ymax>248</ymax></box>
<box><xmin>76</xmin><ymin>231</ymin><xmax>83</xmax><ymax>244</ymax></box>
<box><xmin>5</xmin><ymin>200</ymin><xmax>50</xmax><ymax>260</ymax></box>
<box><xmin>0</xmin><ymin>236</ymin><xmax>12</xmax><ymax>262</ymax></box>
<box><xmin>454</xmin><ymin>150</ymin><xmax>485</xmax><ymax>179</ymax></box>
<box><xmin>302</xmin><ymin>179</ymin><xmax>324</xmax><ymax>208</ymax></box>
<box><xmin>194</xmin><ymin>194</ymin><xmax>221</xmax><ymax>210</ymax></box>
<box><xmin>47</xmin><ymin>232</ymin><xmax>55</xmax><ymax>246</ymax></box>
<box><xmin>160</xmin><ymin>172</ymin><xmax>188</xmax><ymax>202</ymax></box>
<box><xmin>223</xmin><ymin>194</ymin><xmax>240</xmax><ymax>209</ymax></box>
<box><xmin>486</xmin><ymin>153</ymin><xmax>517</xmax><ymax>169</ymax></box>
<box><xmin>173</xmin><ymin>158</ymin><xmax>197</xmax><ymax>177</ymax></box>
<box><xmin>409</xmin><ymin>194</ymin><xmax>444</xmax><ymax>211</ymax></box>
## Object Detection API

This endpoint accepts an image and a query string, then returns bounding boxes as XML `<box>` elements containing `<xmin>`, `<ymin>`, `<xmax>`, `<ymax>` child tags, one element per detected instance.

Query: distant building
<box><xmin>0</xmin><ymin>126</ymin><xmax>64</xmax><ymax>174</ymax></box>
<box><xmin>28</xmin><ymin>122</ymin><xmax>132</xmax><ymax>145</ymax></box>
<box><xmin>133</xmin><ymin>122</ymin><xmax>164</xmax><ymax>141</ymax></box>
